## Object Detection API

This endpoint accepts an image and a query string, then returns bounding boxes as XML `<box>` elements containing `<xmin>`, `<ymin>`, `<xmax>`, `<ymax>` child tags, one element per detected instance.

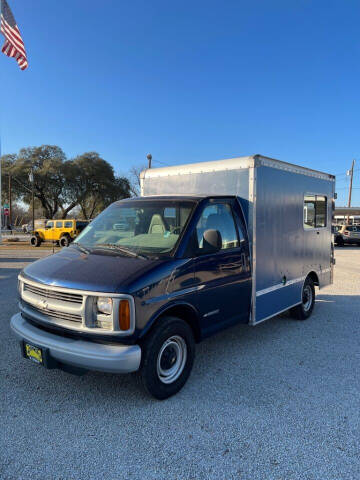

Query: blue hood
<box><xmin>23</xmin><ymin>246</ymin><xmax>167</xmax><ymax>293</ymax></box>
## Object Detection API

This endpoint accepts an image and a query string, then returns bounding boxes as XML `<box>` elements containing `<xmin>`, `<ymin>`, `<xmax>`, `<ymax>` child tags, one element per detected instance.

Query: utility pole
<box><xmin>347</xmin><ymin>159</ymin><xmax>355</xmax><ymax>224</ymax></box>
<box><xmin>147</xmin><ymin>153</ymin><xmax>152</xmax><ymax>169</ymax></box>
<box><xmin>8</xmin><ymin>173</ymin><xmax>12</xmax><ymax>229</ymax></box>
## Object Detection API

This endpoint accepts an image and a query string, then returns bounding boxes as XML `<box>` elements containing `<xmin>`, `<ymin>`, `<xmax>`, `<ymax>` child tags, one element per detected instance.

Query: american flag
<box><xmin>1</xmin><ymin>0</ymin><xmax>27</xmax><ymax>70</ymax></box>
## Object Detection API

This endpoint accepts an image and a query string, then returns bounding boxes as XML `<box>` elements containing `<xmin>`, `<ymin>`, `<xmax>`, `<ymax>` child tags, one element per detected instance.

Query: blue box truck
<box><xmin>11</xmin><ymin>155</ymin><xmax>335</xmax><ymax>399</ymax></box>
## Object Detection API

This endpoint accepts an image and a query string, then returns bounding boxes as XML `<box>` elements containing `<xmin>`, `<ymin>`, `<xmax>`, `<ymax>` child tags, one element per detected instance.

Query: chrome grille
<box><xmin>24</xmin><ymin>302</ymin><xmax>82</xmax><ymax>323</ymax></box>
<box><xmin>18</xmin><ymin>275</ymin><xmax>135</xmax><ymax>336</ymax></box>
<box><xmin>24</xmin><ymin>283</ymin><xmax>83</xmax><ymax>304</ymax></box>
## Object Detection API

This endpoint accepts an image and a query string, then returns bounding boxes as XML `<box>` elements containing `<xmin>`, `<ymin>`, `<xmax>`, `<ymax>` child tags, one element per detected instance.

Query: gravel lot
<box><xmin>0</xmin><ymin>246</ymin><xmax>359</xmax><ymax>480</ymax></box>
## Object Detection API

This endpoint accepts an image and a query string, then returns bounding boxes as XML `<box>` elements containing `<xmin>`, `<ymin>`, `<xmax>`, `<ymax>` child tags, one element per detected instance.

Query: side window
<box><xmin>316</xmin><ymin>195</ymin><xmax>326</xmax><ymax>227</ymax></box>
<box><xmin>232</xmin><ymin>208</ymin><xmax>246</xmax><ymax>242</ymax></box>
<box><xmin>76</xmin><ymin>221</ymin><xmax>87</xmax><ymax>231</ymax></box>
<box><xmin>64</xmin><ymin>221</ymin><xmax>72</xmax><ymax>228</ymax></box>
<box><xmin>46</xmin><ymin>221</ymin><xmax>54</xmax><ymax>228</ymax></box>
<box><xmin>195</xmin><ymin>203</ymin><xmax>239</xmax><ymax>252</ymax></box>
<box><xmin>56</xmin><ymin>221</ymin><xmax>63</xmax><ymax>228</ymax></box>
<box><xmin>237</xmin><ymin>223</ymin><xmax>245</xmax><ymax>242</ymax></box>
<box><xmin>304</xmin><ymin>195</ymin><xmax>327</xmax><ymax>228</ymax></box>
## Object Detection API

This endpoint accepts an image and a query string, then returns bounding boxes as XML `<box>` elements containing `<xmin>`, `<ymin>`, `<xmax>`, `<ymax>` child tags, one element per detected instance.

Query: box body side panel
<box><xmin>254</xmin><ymin>166</ymin><xmax>333</xmax><ymax>323</ymax></box>
<box><xmin>142</xmin><ymin>169</ymin><xmax>251</xmax><ymax>222</ymax></box>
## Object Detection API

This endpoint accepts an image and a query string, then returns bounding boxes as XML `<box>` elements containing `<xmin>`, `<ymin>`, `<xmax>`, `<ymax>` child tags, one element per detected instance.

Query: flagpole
<box><xmin>0</xmin><ymin>134</ymin><xmax>2</xmax><ymax>245</ymax></box>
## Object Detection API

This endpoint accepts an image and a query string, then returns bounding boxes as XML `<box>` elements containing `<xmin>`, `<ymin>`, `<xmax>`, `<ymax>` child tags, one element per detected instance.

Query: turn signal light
<box><xmin>119</xmin><ymin>300</ymin><xmax>130</xmax><ymax>331</ymax></box>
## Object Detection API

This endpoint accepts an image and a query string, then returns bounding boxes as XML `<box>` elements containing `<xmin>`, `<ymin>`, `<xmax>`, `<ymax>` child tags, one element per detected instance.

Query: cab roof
<box><xmin>115</xmin><ymin>194</ymin><xmax>237</xmax><ymax>204</ymax></box>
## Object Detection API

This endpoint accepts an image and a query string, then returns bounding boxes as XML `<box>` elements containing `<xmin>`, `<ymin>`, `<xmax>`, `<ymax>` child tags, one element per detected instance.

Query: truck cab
<box><xmin>13</xmin><ymin>195</ymin><xmax>254</xmax><ymax>399</ymax></box>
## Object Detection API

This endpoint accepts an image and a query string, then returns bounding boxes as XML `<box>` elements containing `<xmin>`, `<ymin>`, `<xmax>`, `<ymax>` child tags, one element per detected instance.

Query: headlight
<box><xmin>97</xmin><ymin>297</ymin><xmax>113</xmax><ymax>315</ymax></box>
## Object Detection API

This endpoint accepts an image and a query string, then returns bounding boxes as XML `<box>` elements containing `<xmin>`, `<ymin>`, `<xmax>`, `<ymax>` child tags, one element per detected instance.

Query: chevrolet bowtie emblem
<box><xmin>37</xmin><ymin>299</ymin><xmax>48</xmax><ymax>310</ymax></box>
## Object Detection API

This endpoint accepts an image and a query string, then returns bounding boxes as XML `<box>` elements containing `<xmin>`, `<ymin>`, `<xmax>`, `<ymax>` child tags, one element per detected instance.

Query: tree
<box><xmin>1</xmin><ymin>147</ymin><xmax>132</xmax><ymax>220</ymax></box>
<box><xmin>1</xmin><ymin>154</ymin><xmax>18</xmax><ymax>205</ymax></box>
<box><xmin>128</xmin><ymin>165</ymin><xmax>146</xmax><ymax>196</ymax></box>
<box><xmin>65</xmin><ymin>152</ymin><xmax>131</xmax><ymax>219</ymax></box>
<box><xmin>7</xmin><ymin>145</ymin><xmax>67</xmax><ymax>219</ymax></box>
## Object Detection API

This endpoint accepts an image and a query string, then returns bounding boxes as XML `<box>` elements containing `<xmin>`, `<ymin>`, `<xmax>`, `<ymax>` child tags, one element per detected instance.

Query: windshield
<box><xmin>74</xmin><ymin>200</ymin><xmax>195</xmax><ymax>256</ymax></box>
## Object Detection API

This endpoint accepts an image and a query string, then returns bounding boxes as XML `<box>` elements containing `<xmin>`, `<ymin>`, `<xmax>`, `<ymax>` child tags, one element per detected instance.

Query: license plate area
<box><xmin>24</xmin><ymin>342</ymin><xmax>43</xmax><ymax>364</ymax></box>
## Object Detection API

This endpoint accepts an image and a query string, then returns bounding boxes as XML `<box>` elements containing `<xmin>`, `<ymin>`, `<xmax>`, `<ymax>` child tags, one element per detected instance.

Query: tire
<box><xmin>290</xmin><ymin>276</ymin><xmax>315</xmax><ymax>320</ymax></box>
<box><xmin>140</xmin><ymin>316</ymin><xmax>195</xmax><ymax>400</ymax></box>
<box><xmin>30</xmin><ymin>235</ymin><xmax>41</xmax><ymax>247</ymax></box>
<box><xmin>59</xmin><ymin>235</ymin><xmax>70</xmax><ymax>247</ymax></box>
<box><xmin>336</xmin><ymin>236</ymin><xmax>344</xmax><ymax>247</ymax></box>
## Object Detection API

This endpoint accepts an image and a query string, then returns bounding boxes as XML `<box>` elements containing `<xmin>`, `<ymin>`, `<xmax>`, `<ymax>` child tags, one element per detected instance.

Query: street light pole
<box><xmin>347</xmin><ymin>159</ymin><xmax>355</xmax><ymax>224</ymax></box>
<box><xmin>29</xmin><ymin>168</ymin><xmax>35</xmax><ymax>233</ymax></box>
<box><xmin>147</xmin><ymin>153</ymin><xmax>152</xmax><ymax>169</ymax></box>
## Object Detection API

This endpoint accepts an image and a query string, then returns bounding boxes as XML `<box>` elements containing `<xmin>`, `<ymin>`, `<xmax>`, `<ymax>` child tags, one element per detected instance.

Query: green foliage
<box><xmin>62</xmin><ymin>151</ymin><xmax>131</xmax><ymax>219</ymax></box>
<box><xmin>1</xmin><ymin>146</ymin><xmax>131</xmax><ymax>219</ymax></box>
<box><xmin>1</xmin><ymin>154</ymin><xmax>17</xmax><ymax>204</ymax></box>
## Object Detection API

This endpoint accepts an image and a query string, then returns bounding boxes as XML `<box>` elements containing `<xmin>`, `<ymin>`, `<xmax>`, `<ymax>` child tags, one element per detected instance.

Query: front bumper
<box><xmin>11</xmin><ymin>313</ymin><xmax>141</xmax><ymax>374</ymax></box>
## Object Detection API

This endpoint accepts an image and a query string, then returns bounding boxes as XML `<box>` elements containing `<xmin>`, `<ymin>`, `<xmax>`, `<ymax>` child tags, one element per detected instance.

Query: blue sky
<box><xmin>1</xmin><ymin>0</ymin><xmax>360</xmax><ymax>205</ymax></box>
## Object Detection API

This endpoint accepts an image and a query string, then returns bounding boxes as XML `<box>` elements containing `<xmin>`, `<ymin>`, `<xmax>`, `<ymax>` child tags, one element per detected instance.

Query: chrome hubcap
<box><xmin>157</xmin><ymin>335</ymin><xmax>187</xmax><ymax>384</ymax></box>
<box><xmin>303</xmin><ymin>285</ymin><xmax>312</xmax><ymax>312</ymax></box>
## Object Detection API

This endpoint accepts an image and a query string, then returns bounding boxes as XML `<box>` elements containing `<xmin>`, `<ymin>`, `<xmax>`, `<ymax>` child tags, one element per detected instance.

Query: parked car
<box><xmin>11</xmin><ymin>155</ymin><xmax>335</xmax><ymax>399</ymax></box>
<box><xmin>30</xmin><ymin>219</ymin><xmax>89</xmax><ymax>247</ymax></box>
<box><xmin>334</xmin><ymin>224</ymin><xmax>360</xmax><ymax>246</ymax></box>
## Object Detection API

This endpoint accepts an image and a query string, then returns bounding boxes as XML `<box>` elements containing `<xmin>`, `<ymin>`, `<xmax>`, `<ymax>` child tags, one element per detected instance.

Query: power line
<box><xmin>152</xmin><ymin>159</ymin><xmax>171</xmax><ymax>167</ymax></box>
<box><xmin>333</xmin><ymin>168</ymin><xmax>360</xmax><ymax>177</ymax></box>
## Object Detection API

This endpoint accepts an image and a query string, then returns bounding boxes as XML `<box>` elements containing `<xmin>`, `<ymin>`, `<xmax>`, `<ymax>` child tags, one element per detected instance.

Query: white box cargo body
<box><xmin>141</xmin><ymin>155</ymin><xmax>335</xmax><ymax>325</ymax></box>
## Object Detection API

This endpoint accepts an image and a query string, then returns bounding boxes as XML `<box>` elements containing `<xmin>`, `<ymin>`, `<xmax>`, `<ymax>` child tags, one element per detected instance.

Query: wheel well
<box><xmin>307</xmin><ymin>271</ymin><xmax>319</xmax><ymax>287</ymax></box>
<box><xmin>152</xmin><ymin>304</ymin><xmax>201</xmax><ymax>343</ymax></box>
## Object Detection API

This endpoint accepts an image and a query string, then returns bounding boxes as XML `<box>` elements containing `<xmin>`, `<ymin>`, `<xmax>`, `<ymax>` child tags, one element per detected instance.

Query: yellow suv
<box><xmin>30</xmin><ymin>219</ymin><xmax>89</xmax><ymax>247</ymax></box>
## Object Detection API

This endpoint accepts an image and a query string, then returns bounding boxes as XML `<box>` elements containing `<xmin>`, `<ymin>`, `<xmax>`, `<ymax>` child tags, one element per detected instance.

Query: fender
<box><xmin>138</xmin><ymin>299</ymin><xmax>202</xmax><ymax>342</ymax></box>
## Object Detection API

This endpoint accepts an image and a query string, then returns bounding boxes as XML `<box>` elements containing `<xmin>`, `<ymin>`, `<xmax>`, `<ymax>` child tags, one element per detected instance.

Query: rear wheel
<box><xmin>140</xmin><ymin>316</ymin><xmax>195</xmax><ymax>400</ymax></box>
<box><xmin>290</xmin><ymin>276</ymin><xmax>315</xmax><ymax>320</ymax></box>
<box><xmin>30</xmin><ymin>235</ymin><xmax>41</xmax><ymax>247</ymax></box>
<box><xmin>59</xmin><ymin>235</ymin><xmax>70</xmax><ymax>247</ymax></box>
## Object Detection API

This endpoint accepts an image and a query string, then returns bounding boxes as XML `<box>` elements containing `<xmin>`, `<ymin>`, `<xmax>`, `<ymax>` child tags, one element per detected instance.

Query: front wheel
<box><xmin>140</xmin><ymin>316</ymin><xmax>195</xmax><ymax>400</ymax></box>
<box><xmin>290</xmin><ymin>277</ymin><xmax>315</xmax><ymax>320</ymax></box>
<box><xmin>30</xmin><ymin>235</ymin><xmax>41</xmax><ymax>247</ymax></box>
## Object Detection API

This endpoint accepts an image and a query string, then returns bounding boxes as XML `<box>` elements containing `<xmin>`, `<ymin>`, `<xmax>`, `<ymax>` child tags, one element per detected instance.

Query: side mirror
<box><xmin>202</xmin><ymin>229</ymin><xmax>222</xmax><ymax>254</ymax></box>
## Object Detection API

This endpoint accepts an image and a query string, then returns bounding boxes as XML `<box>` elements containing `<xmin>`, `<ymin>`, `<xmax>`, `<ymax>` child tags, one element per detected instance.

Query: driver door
<box><xmin>189</xmin><ymin>199</ymin><xmax>251</xmax><ymax>337</ymax></box>
<box><xmin>45</xmin><ymin>220</ymin><xmax>55</xmax><ymax>241</ymax></box>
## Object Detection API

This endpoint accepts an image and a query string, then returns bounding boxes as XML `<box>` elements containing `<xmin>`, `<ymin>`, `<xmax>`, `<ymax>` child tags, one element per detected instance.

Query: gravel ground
<box><xmin>0</xmin><ymin>246</ymin><xmax>359</xmax><ymax>480</ymax></box>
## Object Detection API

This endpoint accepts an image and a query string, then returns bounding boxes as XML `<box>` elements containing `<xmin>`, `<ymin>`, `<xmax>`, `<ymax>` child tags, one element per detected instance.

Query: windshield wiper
<box><xmin>94</xmin><ymin>243</ymin><xmax>148</xmax><ymax>259</ymax></box>
<box><xmin>71</xmin><ymin>243</ymin><xmax>91</xmax><ymax>255</ymax></box>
